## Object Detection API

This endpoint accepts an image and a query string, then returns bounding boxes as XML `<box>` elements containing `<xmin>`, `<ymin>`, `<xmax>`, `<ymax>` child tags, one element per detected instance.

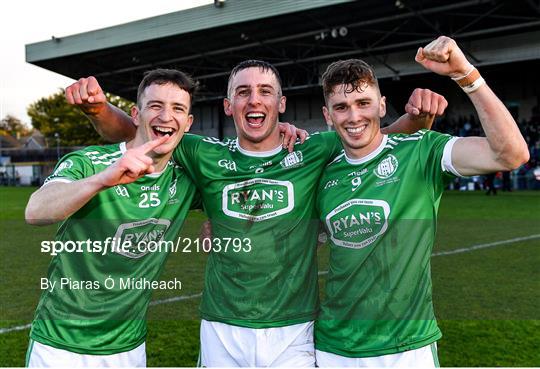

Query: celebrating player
<box><xmin>314</xmin><ymin>36</ymin><xmax>529</xmax><ymax>367</ymax></box>
<box><xmin>67</xmin><ymin>60</ymin><xmax>443</xmax><ymax>367</ymax></box>
<box><xmin>25</xmin><ymin>69</ymin><xmax>199</xmax><ymax>367</ymax></box>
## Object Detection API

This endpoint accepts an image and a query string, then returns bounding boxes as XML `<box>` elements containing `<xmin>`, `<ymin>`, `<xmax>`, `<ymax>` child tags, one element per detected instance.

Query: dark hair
<box><xmin>321</xmin><ymin>59</ymin><xmax>379</xmax><ymax>103</ymax></box>
<box><xmin>227</xmin><ymin>60</ymin><xmax>282</xmax><ymax>97</ymax></box>
<box><xmin>137</xmin><ymin>68</ymin><xmax>197</xmax><ymax>108</ymax></box>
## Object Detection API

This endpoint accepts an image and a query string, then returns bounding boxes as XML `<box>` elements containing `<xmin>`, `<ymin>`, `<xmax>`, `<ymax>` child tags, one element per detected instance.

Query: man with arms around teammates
<box><xmin>67</xmin><ymin>60</ymin><xmax>445</xmax><ymax>367</ymax></box>
<box><xmin>24</xmin><ymin>69</ymin><xmax>198</xmax><ymax>367</ymax></box>
<box><xmin>315</xmin><ymin>36</ymin><xmax>529</xmax><ymax>367</ymax></box>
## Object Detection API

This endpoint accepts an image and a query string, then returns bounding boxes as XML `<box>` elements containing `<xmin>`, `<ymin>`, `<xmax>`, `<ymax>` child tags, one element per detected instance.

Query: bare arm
<box><xmin>66</xmin><ymin>77</ymin><xmax>136</xmax><ymax>142</ymax></box>
<box><xmin>381</xmin><ymin>88</ymin><xmax>447</xmax><ymax>134</ymax></box>
<box><xmin>416</xmin><ymin>36</ymin><xmax>529</xmax><ymax>175</ymax></box>
<box><xmin>25</xmin><ymin>137</ymin><xmax>167</xmax><ymax>225</ymax></box>
<box><xmin>25</xmin><ymin>179</ymin><xmax>107</xmax><ymax>225</ymax></box>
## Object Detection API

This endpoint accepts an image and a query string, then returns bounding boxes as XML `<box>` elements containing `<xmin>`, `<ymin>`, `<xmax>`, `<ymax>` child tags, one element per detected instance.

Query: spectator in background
<box><xmin>485</xmin><ymin>172</ymin><xmax>497</xmax><ymax>195</ymax></box>
<box><xmin>502</xmin><ymin>171</ymin><xmax>512</xmax><ymax>192</ymax></box>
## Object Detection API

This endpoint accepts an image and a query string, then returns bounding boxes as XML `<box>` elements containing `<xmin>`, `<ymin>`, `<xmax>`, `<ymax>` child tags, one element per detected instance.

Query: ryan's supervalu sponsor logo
<box><xmin>325</xmin><ymin>199</ymin><xmax>390</xmax><ymax>249</ymax></box>
<box><xmin>222</xmin><ymin>178</ymin><xmax>294</xmax><ymax>221</ymax></box>
<box><xmin>113</xmin><ymin>218</ymin><xmax>171</xmax><ymax>258</ymax></box>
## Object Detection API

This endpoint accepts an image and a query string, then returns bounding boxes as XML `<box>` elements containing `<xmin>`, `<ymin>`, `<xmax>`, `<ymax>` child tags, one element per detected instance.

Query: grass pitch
<box><xmin>0</xmin><ymin>187</ymin><xmax>538</xmax><ymax>366</ymax></box>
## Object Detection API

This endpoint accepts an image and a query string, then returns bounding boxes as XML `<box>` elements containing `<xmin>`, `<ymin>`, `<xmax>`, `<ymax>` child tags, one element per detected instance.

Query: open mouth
<box><xmin>245</xmin><ymin>112</ymin><xmax>266</xmax><ymax>127</ymax></box>
<box><xmin>152</xmin><ymin>126</ymin><xmax>176</xmax><ymax>138</ymax></box>
<box><xmin>346</xmin><ymin>126</ymin><xmax>367</xmax><ymax>136</ymax></box>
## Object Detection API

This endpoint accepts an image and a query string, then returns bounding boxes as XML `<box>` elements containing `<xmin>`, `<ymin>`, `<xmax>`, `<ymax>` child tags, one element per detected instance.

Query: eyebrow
<box><xmin>235</xmin><ymin>84</ymin><xmax>275</xmax><ymax>91</ymax></box>
<box><xmin>331</xmin><ymin>97</ymin><xmax>372</xmax><ymax>109</ymax></box>
<box><xmin>146</xmin><ymin>100</ymin><xmax>188</xmax><ymax>109</ymax></box>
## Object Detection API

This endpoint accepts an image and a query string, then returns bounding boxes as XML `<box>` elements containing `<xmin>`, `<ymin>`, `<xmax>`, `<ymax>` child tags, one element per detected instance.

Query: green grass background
<box><xmin>1</xmin><ymin>187</ymin><xmax>539</xmax><ymax>366</ymax></box>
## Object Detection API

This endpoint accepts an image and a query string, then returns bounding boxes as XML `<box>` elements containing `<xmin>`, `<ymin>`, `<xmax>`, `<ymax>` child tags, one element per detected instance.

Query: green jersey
<box><xmin>31</xmin><ymin>142</ymin><xmax>198</xmax><ymax>355</ymax></box>
<box><xmin>315</xmin><ymin>130</ymin><xmax>458</xmax><ymax>357</ymax></box>
<box><xmin>173</xmin><ymin>132</ymin><xmax>341</xmax><ymax>328</ymax></box>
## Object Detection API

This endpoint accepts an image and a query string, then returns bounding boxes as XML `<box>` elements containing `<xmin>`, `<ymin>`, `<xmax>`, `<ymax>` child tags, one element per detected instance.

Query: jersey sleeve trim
<box><xmin>42</xmin><ymin>178</ymin><xmax>74</xmax><ymax>186</ymax></box>
<box><xmin>441</xmin><ymin>137</ymin><xmax>464</xmax><ymax>177</ymax></box>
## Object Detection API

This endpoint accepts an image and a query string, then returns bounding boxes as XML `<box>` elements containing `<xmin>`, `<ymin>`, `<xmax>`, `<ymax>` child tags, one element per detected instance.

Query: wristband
<box><xmin>452</xmin><ymin>66</ymin><xmax>484</xmax><ymax>93</ymax></box>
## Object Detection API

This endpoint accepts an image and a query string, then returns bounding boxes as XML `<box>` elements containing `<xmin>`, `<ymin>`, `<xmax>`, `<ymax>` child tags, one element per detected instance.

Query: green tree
<box><xmin>0</xmin><ymin>115</ymin><xmax>32</xmax><ymax>137</ymax></box>
<box><xmin>27</xmin><ymin>89</ymin><xmax>133</xmax><ymax>146</ymax></box>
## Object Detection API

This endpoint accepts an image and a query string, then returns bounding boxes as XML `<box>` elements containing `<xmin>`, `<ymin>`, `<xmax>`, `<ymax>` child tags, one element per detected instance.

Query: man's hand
<box><xmin>65</xmin><ymin>76</ymin><xmax>108</xmax><ymax>115</ymax></box>
<box><xmin>405</xmin><ymin>88</ymin><xmax>448</xmax><ymax>126</ymax></box>
<box><xmin>278</xmin><ymin>122</ymin><xmax>308</xmax><ymax>152</ymax></box>
<box><xmin>415</xmin><ymin>36</ymin><xmax>471</xmax><ymax>78</ymax></box>
<box><xmin>198</xmin><ymin>220</ymin><xmax>213</xmax><ymax>253</ymax></box>
<box><xmin>383</xmin><ymin>88</ymin><xmax>448</xmax><ymax>134</ymax></box>
<box><xmin>96</xmin><ymin>136</ymin><xmax>168</xmax><ymax>187</ymax></box>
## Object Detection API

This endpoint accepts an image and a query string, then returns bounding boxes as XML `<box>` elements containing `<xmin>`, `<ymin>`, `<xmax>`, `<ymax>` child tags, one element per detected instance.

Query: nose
<box><xmin>159</xmin><ymin>107</ymin><xmax>173</xmax><ymax>122</ymax></box>
<box><xmin>248</xmin><ymin>91</ymin><xmax>261</xmax><ymax>106</ymax></box>
<box><xmin>349</xmin><ymin>105</ymin><xmax>363</xmax><ymax>123</ymax></box>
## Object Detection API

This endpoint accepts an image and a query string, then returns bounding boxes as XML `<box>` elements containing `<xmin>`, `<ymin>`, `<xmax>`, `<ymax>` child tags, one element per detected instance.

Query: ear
<box><xmin>379</xmin><ymin>96</ymin><xmax>387</xmax><ymax>118</ymax></box>
<box><xmin>223</xmin><ymin>98</ymin><xmax>233</xmax><ymax>117</ymax></box>
<box><xmin>322</xmin><ymin>106</ymin><xmax>334</xmax><ymax>128</ymax></box>
<box><xmin>131</xmin><ymin>105</ymin><xmax>140</xmax><ymax>127</ymax></box>
<box><xmin>184</xmin><ymin>114</ymin><xmax>194</xmax><ymax>132</ymax></box>
<box><xmin>278</xmin><ymin>95</ymin><xmax>287</xmax><ymax>114</ymax></box>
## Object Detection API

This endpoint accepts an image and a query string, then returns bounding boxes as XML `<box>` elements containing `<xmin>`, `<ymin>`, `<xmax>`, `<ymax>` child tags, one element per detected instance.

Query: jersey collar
<box><xmin>235</xmin><ymin>139</ymin><xmax>283</xmax><ymax>158</ymax></box>
<box><xmin>345</xmin><ymin>135</ymin><xmax>388</xmax><ymax>165</ymax></box>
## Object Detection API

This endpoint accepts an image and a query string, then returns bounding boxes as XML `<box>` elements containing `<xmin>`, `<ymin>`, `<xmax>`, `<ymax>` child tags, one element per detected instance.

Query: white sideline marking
<box><xmin>431</xmin><ymin>234</ymin><xmax>540</xmax><ymax>257</ymax></box>
<box><xmin>149</xmin><ymin>292</ymin><xmax>202</xmax><ymax>306</ymax></box>
<box><xmin>2</xmin><ymin>234</ymin><xmax>538</xmax><ymax>335</ymax></box>
<box><xmin>0</xmin><ymin>323</ymin><xmax>31</xmax><ymax>334</ymax></box>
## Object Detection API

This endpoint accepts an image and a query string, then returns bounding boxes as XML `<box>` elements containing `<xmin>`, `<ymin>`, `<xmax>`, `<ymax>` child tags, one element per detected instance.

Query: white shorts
<box><xmin>316</xmin><ymin>342</ymin><xmax>439</xmax><ymax>367</ymax></box>
<box><xmin>200</xmin><ymin>319</ymin><xmax>315</xmax><ymax>367</ymax></box>
<box><xmin>26</xmin><ymin>339</ymin><xmax>146</xmax><ymax>367</ymax></box>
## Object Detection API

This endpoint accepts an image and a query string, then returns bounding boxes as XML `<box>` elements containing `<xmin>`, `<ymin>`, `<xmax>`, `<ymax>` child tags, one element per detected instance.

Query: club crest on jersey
<box><xmin>169</xmin><ymin>179</ymin><xmax>177</xmax><ymax>197</ymax></box>
<box><xmin>374</xmin><ymin>154</ymin><xmax>398</xmax><ymax>179</ymax></box>
<box><xmin>325</xmin><ymin>199</ymin><xmax>390</xmax><ymax>249</ymax></box>
<box><xmin>114</xmin><ymin>185</ymin><xmax>129</xmax><ymax>198</ymax></box>
<box><xmin>222</xmin><ymin>178</ymin><xmax>294</xmax><ymax>221</ymax></box>
<box><xmin>52</xmin><ymin>159</ymin><xmax>73</xmax><ymax>176</ymax></box>
<box><xmin>280</xmin><ymin>151</ymin><xmax>304</xmax><ymax>169</ymax></box>
<box><xmin>113</xmin><ymin>218</ymin><xmax>171</xmax><ymax>258</ymax></box>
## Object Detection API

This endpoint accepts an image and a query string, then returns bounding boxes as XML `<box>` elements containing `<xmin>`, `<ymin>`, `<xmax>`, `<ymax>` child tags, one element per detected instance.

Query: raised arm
<box><xmin>66</xmin><ymin>77</ymin><xmax>136</xmax><ymax>142</ymax></box>
<box><xmin>381</xmin><ymin>88</ymin><xmax>447</xmax><ymax>134</ymax></box>
<box><xmin>25</xmin><ymin>137</ymin><xmax>167</xmax><ymax>225</ymax></box>
<box><xmin>415</xmin><ymin>36</ymin><xmax>529</xmax><ymax>175</ymax></box>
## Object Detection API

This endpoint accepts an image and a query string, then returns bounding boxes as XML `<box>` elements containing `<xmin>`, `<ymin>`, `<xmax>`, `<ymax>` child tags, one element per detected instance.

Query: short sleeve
<box><xmin>44</xmin><ymin>151</ymin><xmax>93</xmax><ymax>185</ymax></box>
<box><xmin>306</xmin><ymin>131</ymin><xmax>343</xmax><ymax>163</ymax></box>
<box><xmin>417</xmin><ymin>130</ymin><xmax>459</xmax><ymax>195</ymax></box>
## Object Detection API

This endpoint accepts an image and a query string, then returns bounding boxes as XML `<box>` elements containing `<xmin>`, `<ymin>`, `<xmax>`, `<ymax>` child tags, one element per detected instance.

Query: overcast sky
<box><xmin>0</xmin><ymin>0</ymin><xmax>212</xmax><ymax>126</ymax></box>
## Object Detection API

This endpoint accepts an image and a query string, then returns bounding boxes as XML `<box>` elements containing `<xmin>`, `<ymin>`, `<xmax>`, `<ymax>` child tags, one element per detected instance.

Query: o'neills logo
<box><xmin>325</xmin><ymin>199</ymin><xmax>390</xmax><ymax>249</ymax></box>
<box><xmin>222</xmin><ymin>178</ymin><xmax>294</xmax><ymax>221</ymax></box>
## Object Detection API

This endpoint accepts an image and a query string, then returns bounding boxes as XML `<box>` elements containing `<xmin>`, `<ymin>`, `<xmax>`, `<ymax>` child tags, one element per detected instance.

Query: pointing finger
<box><xmin>137</xmin><ymin>135</ymin><xmax>169</xmax><ymax>154</ymax></box>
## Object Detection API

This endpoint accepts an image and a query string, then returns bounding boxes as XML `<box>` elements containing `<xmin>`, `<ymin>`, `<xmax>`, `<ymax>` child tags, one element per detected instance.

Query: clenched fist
<box><xmin>415</xmin><ymin>36</ymin><xmax>472</xmax><ymax>79</ymax></box>
<box><xmin>65</xmin><ymin>76</ymin><xmax>107</xmax><ymax>115</ymax></box>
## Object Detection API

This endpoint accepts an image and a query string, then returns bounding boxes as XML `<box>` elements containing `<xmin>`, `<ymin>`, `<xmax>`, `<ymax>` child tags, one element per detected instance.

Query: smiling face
<box><xmin>323</xmin><ymin>82</ymin><xmax>386</xmax><ymax>159</ymax></box>
<box><xmin>224</xmin><ymin>67</ymin><xmax>286</xmax><ymax>151</ymax></box>
<box><xmin>131</xmin><ymin>82</ymin><xmax>193</xmax><ymax>156</ymax></box>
